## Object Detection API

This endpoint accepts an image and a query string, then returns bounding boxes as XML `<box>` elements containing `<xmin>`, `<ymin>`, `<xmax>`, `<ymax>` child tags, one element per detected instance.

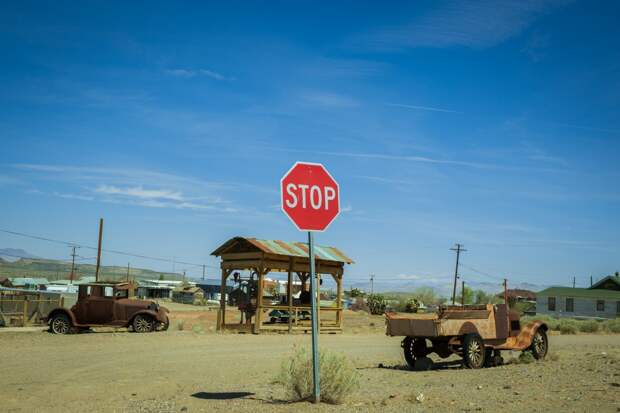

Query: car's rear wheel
<box><xmin>463</xmin><ymin>333</ymin><xmax>486</xmax><ymax>369</ymax></box>
<box><xmin>530</xmin><ymin>328</ymin><xmax>548</xmax><ymax>360</ymax></box>
<box><xmin>133</xmin><ymin>314</ymin><xmax>154</xmax><ymax>333</ymax></box>
<box><xmin>50</xmin><ymin>313</ymin><xmax>72</xmax><ymax>334</ymax></box>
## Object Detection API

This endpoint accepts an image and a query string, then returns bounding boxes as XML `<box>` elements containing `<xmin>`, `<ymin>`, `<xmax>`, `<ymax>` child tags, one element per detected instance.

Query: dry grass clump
<box><xmin>559</xmin><ymin>319</ymin><xmax>578</xmax><ymax>334</ymax></box>
<box><xmin>603</xmin><ymin>319</ymin><xmax>620</xmax><ymax>333</ymax></box>
<box><xmin>578</xmin><ymin>319</ymin><xmax>600</xmax><ymax>333</ymax></box>
<box><xmin>518</xmin><ymin>351</ymin><xmax>535</xmax><ymax>364</ymax></box>
<box><xmin>275</xmin><ymin>346</ymin><xmax>360</xmax><ymax>404</ymax></box>
<box><xmin>176</xmin><ymin>320</ymin><xmax>185</xmax><ymax>331</ymax></box>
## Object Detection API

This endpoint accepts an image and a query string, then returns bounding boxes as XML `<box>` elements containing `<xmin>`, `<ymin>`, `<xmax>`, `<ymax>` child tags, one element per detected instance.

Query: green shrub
<box><xmin>603</xmin><ymin>319</ymin><xmax>620</xmax><ymax>333</ymax></box>
<box><xmin>366</xmin><ymin>294</ymin><xmax>387</xmax><ymax>315</ymax></box>
<box><xmin>522</xmin><ymin>315</ymin><xmax>560</xmax><ymax>330</ymax></box>
<box><xmin>275</xmin><ymin>346</ymin><xmax>359</xmax><ymax>404</ymax></box>
<box><xmin>518</xmin><ymin>351</ymin><xmax>535</xmax><ymax>364</ymax></box>
<box><xmin>404</xmin><ymin>298</ymin><xmax>420</xmax><ymax>313</ymax></box>
<box><xmin>559</xmin><ymin>320</ymin><xmax>578</xmax><ymax>335</ymax></box>
<box><xmin>578</xmin><ymin>319</ymin><xmax>599</xmax><ymax>333</ymax></box>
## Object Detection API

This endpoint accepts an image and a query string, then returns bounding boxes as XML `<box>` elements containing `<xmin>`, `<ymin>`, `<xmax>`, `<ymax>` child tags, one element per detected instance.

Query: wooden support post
<box><xmin>336</xmin><ymin>273</ymin><xmax>342</xmax><ymax>328</ymax></box>
<box><xmin>22</xmin><ymin>297</ymin><xmax>28</xmax><ymax>327</ymax></box>
<box><xmin>217</xmin><ymin>268</ymin><xmax>228</xmax><ymax>331</ymax></box>
<box><xmin>316</xmin><ymin>273</ymin><xmax>321</xmax><ymax>333</ymax></box>
<box><xmin>254</xmin><ymin>267</ymin><xmax>264</xmax><ymax>334</ymax></box>
<box><xmin>288</xmin><ymin>258</ymin><xmax>293</xmax><ymax>333</ymax></box>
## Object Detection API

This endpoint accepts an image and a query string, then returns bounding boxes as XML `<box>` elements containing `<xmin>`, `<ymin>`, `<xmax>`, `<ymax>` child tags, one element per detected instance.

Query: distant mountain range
<box><xmin>0</xmin><ymin>248</ymin><xmax>40</xmax><ymax>262</ymax></box>
<box><xmin>0</xmin><ymin>248</ymin><xmax>184</xmax><ymax>282</ymax></box>
<box><xmin>347</xmin><ymin>279</ymin><xmax>547</xmax><ymax>297</ymax></box>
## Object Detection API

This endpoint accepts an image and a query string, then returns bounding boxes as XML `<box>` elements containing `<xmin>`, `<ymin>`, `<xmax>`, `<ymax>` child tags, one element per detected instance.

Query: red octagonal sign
<box><xmin>281</xmin><ymin>162</ymin><xmax>340</xmax><ymax>232</ymax></box>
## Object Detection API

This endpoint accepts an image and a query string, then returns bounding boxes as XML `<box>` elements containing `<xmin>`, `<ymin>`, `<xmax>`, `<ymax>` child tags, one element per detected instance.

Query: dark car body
<box><xmin>45</xmin><ymin>282</ymin><xmax>169</xmax><ymax>333</ymax></box>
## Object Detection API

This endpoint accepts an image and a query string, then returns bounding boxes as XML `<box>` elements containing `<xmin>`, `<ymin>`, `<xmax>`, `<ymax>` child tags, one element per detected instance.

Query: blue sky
<box><xmin>0</xmin><ymin>1</ymin><xmax>618</xmax><ymax>291</ymax></box>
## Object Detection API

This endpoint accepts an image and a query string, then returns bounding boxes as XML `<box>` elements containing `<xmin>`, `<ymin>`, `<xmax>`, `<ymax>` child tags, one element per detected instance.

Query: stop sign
<box><xmin>281</xmin><ymin>162</ymin><xmax>340</xmax><ymax>231</ymax></box>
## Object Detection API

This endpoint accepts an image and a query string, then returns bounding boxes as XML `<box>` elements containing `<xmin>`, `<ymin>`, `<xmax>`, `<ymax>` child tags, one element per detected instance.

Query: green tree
<box><xmin>366</xmin><ymin>294</ymin><xmax>387</xmax><ymax>315</ymax></box>
<box><xmin>348</xmin><ymin>288</ymin><xmax>365</xmax><ymax>298</ymax></box>
<box><xmin>159</xmin><ymin>274</ymin><xmax>165</xmax><ymax>281</ymax></box>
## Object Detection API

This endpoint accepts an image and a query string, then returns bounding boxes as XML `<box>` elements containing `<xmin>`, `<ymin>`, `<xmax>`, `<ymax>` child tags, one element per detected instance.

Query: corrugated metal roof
<box><xmin>212</xmin><ymin>237</ymin><xmax>353</xmax><ymax>264</ymax></box>
<box><xmin>537</xmin><ymin>286</ymin><xmax>620</xmax><ymax>300</ymax></box>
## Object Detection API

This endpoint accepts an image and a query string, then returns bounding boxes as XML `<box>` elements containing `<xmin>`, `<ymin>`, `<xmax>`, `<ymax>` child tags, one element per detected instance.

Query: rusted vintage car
<box><xmin>385</xmin><ymin>303</ymin><xmax>548</xmax><ymax>369</ymax></box>
<box><xmin>46</xmin><ymin>282</ymin><xmax>169</xmax><ymax>334</ymax></box>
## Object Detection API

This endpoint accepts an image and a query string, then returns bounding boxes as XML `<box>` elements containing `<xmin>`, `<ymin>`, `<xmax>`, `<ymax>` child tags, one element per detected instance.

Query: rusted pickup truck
<box><xmin>46</xmin><ymin>282</ymin><xmax>169</xmax><ymax>334</ymax></box>
<box><xmin>386</xmin><ymin>304</ymin><xmax>548</xmax><ymax>369</ymax></box>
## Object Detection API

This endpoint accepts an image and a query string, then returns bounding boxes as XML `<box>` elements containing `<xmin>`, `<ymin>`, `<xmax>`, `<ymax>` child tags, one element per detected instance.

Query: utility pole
<box><xmin>572</xmin><ymin>276</ymin><xmax>576</xmax><ymax>288</ymax></box>
<box><xmin>590</xmin><ymin>275</ymin><xmax>593</xmax><ymax>287</ymax></box>
<box><xmin>126</xmin><ymin>263</ymin><xmax>130</xmax><ymax>282</ymax></box>
<box><xmin>95</xmin><ymin>218</ymin><xmax>103</xmax><ymax>282</ymax></box>
<box><xmin>172</xmin><ymin>257</ymin><xmax>176</xmax><ymax>275</ymax></box>
<box><xmin>450</xmin><ymin>243</ymin><xmax>466</xmax><ymax>305</ymax></box>
<box><xmin>202</xmin><ymin>264</ymin><xmax>206</xmax><ymax>281</ymax></box>
<box><xmin>183</xmin><ymin>270</ymin><xmax>186</xmax><ymax>283</ymax></box>
<box><xmin>370</xmin><ymin>274</ymin><xmax>375</xmax><ymax>295</ymax></box>
<box><xmin>461</xmin><ymin>280</ymin><xmax>465</xmax><ymax>305</ymax></box>
<box><xmin>69</xmin><ymin>245</ymin><xmax>79</xmax><ymax>284</ymax></box>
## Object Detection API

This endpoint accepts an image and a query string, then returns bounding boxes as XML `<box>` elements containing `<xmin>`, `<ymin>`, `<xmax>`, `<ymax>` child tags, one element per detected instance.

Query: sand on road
<box><xmin>0</xmin><ymin>330</ymin><xmax>619</xmax><ymax>413</ymax></box>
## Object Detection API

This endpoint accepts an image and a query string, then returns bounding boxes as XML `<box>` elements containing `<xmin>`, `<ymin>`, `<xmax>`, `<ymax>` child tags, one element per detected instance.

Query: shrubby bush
<box><xmin>559</xmin><ymin>319</ymin><xmax>578</xmax><ymax>335</ymax></box>
<box><xmin>578</xmin><ymin>319</ymin><xmax>600</xmax><ymax>333</ymax></box>
<box><xmin>275</xmin><ymin>346</ymin><xmax>359</xmax><ymax>404</ymax></box>
<box><xmin>366</xmin><ymin>294</ymin><xmax>387</xmax><ymax>315</ymax></box>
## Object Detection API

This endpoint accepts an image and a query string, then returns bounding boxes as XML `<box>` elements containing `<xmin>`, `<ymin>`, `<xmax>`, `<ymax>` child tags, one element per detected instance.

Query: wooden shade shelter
<box><xmin>211</xmin><ymin>237</ymin><xmax>353</xmax><ymax>334</ymax></box>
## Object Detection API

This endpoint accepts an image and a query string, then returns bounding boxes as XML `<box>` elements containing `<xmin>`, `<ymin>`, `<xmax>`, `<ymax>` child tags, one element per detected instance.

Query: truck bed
<box><xmin>385</xmin><ymin>304</ymin><xmax>508</xmax><ymax>339</ymax></box>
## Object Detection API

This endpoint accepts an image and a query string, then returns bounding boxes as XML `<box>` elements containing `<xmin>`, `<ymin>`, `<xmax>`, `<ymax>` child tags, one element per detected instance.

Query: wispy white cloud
<box><xmin>352</xmin><ymin>0</ymin><xmax>570</xmax><ymax>51</ymax></box>
<box><xmin>386</xmin><ymin>102</ymin><xmax>462</xmax><ymax>114</ymax></box>
<box><xmin>165</xmin><ymin>68</ymin><xmax>231</xmax><ymax>81</ymax></box>
<box><xmin>10</xmin><ymin>164</ymin><xmax>273</xmax><ymax>213</ymax></box>
<box><xmin>95</xmin><ymin>185</ymin><xmax>184</xmax><ymax>202</ymax></box>
<box><xmin>301</xmin><ymin>91</ymin><xmax>359</xmax><ymax>108</ymax></box>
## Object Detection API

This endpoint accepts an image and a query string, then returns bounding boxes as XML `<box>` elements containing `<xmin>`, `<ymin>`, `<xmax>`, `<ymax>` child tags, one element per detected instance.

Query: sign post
<box><xmin>281</xmin><ymin>162</ymin><xmax>340</xmax><ymax>404</ymax></box>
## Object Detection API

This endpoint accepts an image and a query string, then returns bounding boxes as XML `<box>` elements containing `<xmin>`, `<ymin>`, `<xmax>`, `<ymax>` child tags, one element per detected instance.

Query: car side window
<box><xmin>104</xmin><ymin>286</ymin><xmax>114</xmax><ymax>298</ymax></box>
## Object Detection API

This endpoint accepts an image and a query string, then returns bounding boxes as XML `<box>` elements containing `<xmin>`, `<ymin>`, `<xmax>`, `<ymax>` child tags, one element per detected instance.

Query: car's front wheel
<box><xmin>133</xmin><ymin>314</ymin><xmax>154</xmax><ymax>333</ymax></box>
<box><xmin>50</xmin><ymin>313</ymin><xmax>72</xmax><ymax>334</ymax></box>
<box><xmin>155</xmin><ymin>315</ymin><xmax>169</xmax><ymax>332</ymax></box>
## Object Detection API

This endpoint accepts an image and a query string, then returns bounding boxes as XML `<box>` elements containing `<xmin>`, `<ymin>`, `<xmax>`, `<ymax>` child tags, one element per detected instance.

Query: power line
<box><xmin>459</xmin><ymin>263</ymin><xmax>505</xmax><ymax>283</ymax></box>
<box><xmin>0</xmin><ymin>227</ymin><xmax>218</xmax><ymax>269</ymax></box>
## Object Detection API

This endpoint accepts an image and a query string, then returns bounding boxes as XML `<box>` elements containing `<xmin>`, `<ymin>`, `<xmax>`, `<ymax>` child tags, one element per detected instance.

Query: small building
<box><xmin>9</xmin><ymin>277</ymin><xmax>50</xmax><ymax>290</ymax></box>
<box><xmin>537</xmin><ymin>275</ymin><xmax>620</xmax><ymax>319</ymax></box>
<box><xmin>196</xmin><ymin>280</ymin><xmax>233</xmax><ymax>301</ymax></box>
<box><xmin>172</xmin><ymin>285</ymin><xmax>204</xmax><ymax>304</ymax></box>
<box><xmin>136</xmin><ymin>279</ymin><xmax>186</xmax><ymax>299</ymax></box>
<box><xmin>0</xmin><ymin>277</ymin><xmax>12</xmax><ymax>288</ymax></box>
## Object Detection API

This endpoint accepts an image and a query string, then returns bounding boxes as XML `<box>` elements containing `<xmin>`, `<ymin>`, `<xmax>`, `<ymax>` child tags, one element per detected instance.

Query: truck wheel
<box><xmin>463</xmin><ymin>333</ymin><xmax>486</xmax><ymax>369</ymax></box>
<box><xmin>133</xmin><ymin>314</ymin><xmax>154</xmax><ymax>333</ymax></box>
<box><xmin>530</xmin><ymin>328</ymin><xmax>548</xmax><ymax>360</ymax></box>
<box><xmin>50</xmin><ymin>313</ymin><xmax>72</xmax><ymax>334</ymax></box>
<box><xmin>402</xmin><ymin>337</ymin><xmax>427</xmax><ymax>370</ymax></box>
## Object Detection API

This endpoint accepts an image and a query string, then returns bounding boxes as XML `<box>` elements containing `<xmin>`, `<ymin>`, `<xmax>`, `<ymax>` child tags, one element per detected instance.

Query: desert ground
<box><xmin>1</xmin><ymin>307</ymin><xmax>619</xmax><ymax>413</ymax></box>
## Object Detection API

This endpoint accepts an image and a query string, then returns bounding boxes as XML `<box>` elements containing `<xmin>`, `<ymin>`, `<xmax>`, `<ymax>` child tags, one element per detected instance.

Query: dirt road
<box><xmin>1</xmin><ymin>329</ymin><xmax>619</xmax><ymax>412</ymax></box>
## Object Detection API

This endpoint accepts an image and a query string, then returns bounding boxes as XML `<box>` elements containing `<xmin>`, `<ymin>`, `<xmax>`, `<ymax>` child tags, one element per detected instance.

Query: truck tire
<box><xmin>133</xmin><ymin>314</ymin><xmax>154</xmax><ymax>333</ymax></box>
<box><xmin>463</xmin><ymin>333</ymin><xmax>486</xmax><ymax>369</ymax></box>
<box><xmin>530</xmin><ymin>328</ymin><xmax>548</xmax><ymax>360</ymax></box>
<box><xmin>50</xmin><ymin>313</ymin><xmax>72</xmax><ymax>334</ymax></box>
<box><xmin>402</xmin><ymin>337</ymin><xmax>427</xmax><ymax>370</ymax></box>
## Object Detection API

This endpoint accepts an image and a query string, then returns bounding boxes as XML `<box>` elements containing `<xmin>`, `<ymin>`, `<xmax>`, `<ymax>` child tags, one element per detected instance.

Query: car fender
<box><xmin>513</xmin><ymin>321</ymin><xmax>548</xmax><ymax>350</ymax></box>
<box><xmin>46</xmin><ymin>307</ymin><xmax>78</xmax><ymax>326</ymax></box>
<box><xmin>128</xmin><ymin>309</ymin><xmax>164</xmax><ymax>326</ymax></box>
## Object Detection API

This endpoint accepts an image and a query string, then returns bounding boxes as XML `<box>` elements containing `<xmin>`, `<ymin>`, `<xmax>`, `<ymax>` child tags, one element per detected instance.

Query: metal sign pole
<box><xmin>308</xmin><ymin>231</ymin><xmax>321</xmax><ymax>403</ymax></box>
